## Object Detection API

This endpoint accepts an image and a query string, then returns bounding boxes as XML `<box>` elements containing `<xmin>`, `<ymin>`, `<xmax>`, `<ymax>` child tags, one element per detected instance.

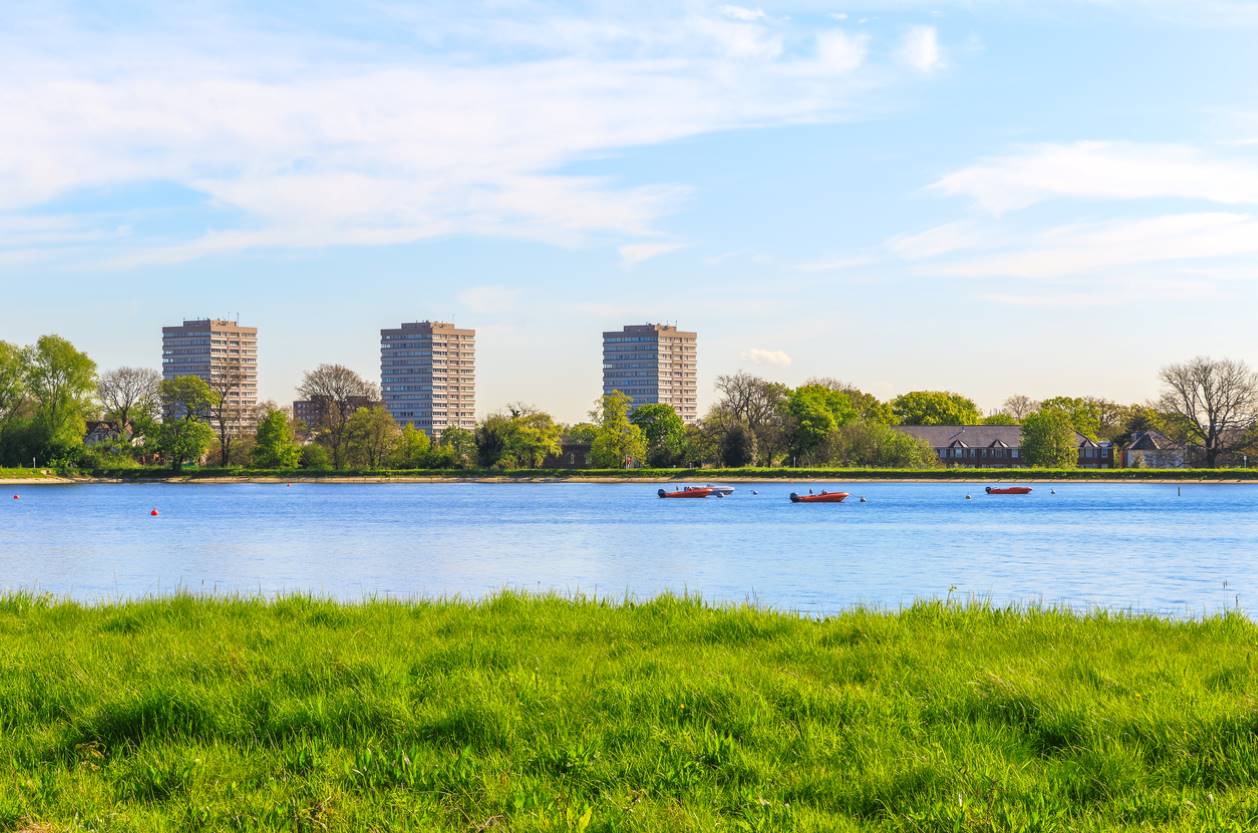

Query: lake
<box><xmin>0</xmin><ymin>481</ymin><xmax>1254</xmax><ymax>615</ymax></box>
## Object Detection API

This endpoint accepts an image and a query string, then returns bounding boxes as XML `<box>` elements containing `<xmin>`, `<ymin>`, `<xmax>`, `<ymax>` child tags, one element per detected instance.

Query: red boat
<box><xmin>790</xmin><ymin>491</ymin><xmax>850</xmax><ymax>503</ymax></box>
<box><xmin>985</xmin><ymin>486</ymin><xmax>1033</xmax><ymax>495</ymax></box>
<box><xmin>658</xmin><ymin>486</ymin><xmax>715</xmax><ymax>499</ymax></box>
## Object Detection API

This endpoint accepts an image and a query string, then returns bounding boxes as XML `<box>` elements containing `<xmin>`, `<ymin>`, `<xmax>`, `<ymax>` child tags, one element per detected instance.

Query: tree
<box><xmin>299</xmin><ymin>443</ymin><xmax>332</xmax><ymax>470</ymax></box>
<box><xmin>1038</xmin><ymin>396</ymin><xmax>1103</xmax><ymax>441</ymax></box>
<box><xmin>437</xmin><ymin>426</ymin><xmax>476</xmax><ymax>468</ymax></box>
<box><xmin>786</xmin><ymin>384</ymin><xmax>858</xmax><ymax>463</ymax></box>
<box><xmin>834</xmin><ymin>422</ymin><xmax>938</xmax><ymax>468</ymax></box>
<box><xmin>891</xmin><ymin>391</ymin><xmax>981</xmax><ymax>426</ymax></box>
<box><xmin>252</xmin><ymin>408</ymin><xmax>302</xmax><ymax>468</ymax></box>
<box><xmin>1158</xmin><ymin>357</ymin><xmax>1258</xmax><ymax>467</ymax></box>
<box><xmin>98</xmin><ymin>367</ymin><xmax>162</xmax><ymax>438</ymax></box>
<box><xmin>158</xmin><ymin>376</ymin><xmax>215</xmax><ymax>472</ymax></box>
<box><xmin>719</xmin><ymin>422</ymin><xmax>756</xmax><ymax>467</ymax></box>
<box><xmin>0</xmin><ymin>341</ymin><xmax>28</xmax><ymax>437</ymax></box>
<box><xmin>982</xmin><ymin>412</ymin><xmax>1019</xmax><ymax>426</ymax></box>
<box><xmin>714</xmin><ymin>373</ymin><xmax>790</xmax><ymax>464</ymax></box>
<box><xmin>591</xmin><ymin>391</ymin><xmax>648</xmax><ymax>468</ymax></box>
<box><xmin>207</xmin><ymin>357</ymin><xmax>251</xmax><ymax>466</ymax></box>
<box><xmin>630</xmin><ymin>403</ymin><xmax>687</xmax><ymax>467</ymax></box>
<box><xmin>389</xmin><ymin>423</ymin><xmax>431</xmax><ymax>469</ymax></box>
<box><xmin>1002</xmin><ymin>395</ymin><xmax>1039</xmax><ymax>421</ymax></box>
<box><xmin>476</xmin><ymin>406</ymin><xmax>562</xmax><ymax>468</ymax></box>
<box><xmin>297</xmin><ymin>364</ymin><xmax>378</xmax><ymax>469</ymax></box>
<box><xmin>807</xmin><ymin>378</ymin><xmax>894</xmax><ymax>424</ymax></box>
<box><xmin>25</xmin><ymin>335</ymin><xmax>98</xmax><ymax>458</ymax></box>
<box><xmin>564</xmin><ymin>422</ymin><xmax>598</xmax><ymax>444</ymax></box>
<box><xmin>1021</xmin><ymin>409</ymin><xmax>1078</xmax><ymax>468</ymax></box>
<box><xmin>345</xmin><ymin>406</ymin><xmax>401</xmax><ymax>469</ymax></box>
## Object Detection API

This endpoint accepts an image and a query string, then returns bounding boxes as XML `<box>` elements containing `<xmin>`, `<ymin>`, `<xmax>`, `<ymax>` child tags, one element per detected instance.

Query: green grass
<box><xmin>0</xmin><ymin>467</ymin><xmax>62</xmax><ymax>480</ymax></box>
<box><xmin>93</xmin><ymin>465</ymin><xmax>1258</xmax><ymax>481</ymax></box>
<box><xmin>4</xmin><ymin>594</ymin><xmax>1258</xmax><ymax>831</ymax></box>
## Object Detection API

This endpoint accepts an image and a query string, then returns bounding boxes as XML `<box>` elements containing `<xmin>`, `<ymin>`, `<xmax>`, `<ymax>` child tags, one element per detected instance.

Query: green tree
<box><xmin>1021</xmin><ymin>409</ymin><xmax>1079</xmax><ymax>468</ymax></box>
<box><xmin>890</xmin><ymin>391</ymin><xmax>981</xmax><ymax>426</ymax></box>
<box><xmin>982</xmin><ymin>412</ymin><xmax>1019</xmax><ymax>426</ymax></box>
<box><xmin>24</xmin><ymin>335</ymin><xmax>97</xmax><ymax>458</ymax></box>
<box><xmin>807</xmin><ymin>378</ymin><xmax>894</xmax><ymax>424</ymax></box>
<box><xmin>0</xmin><ymin>341</ymin><xmax>29</xmax><ymax>437</ymax></box>
<box><xmin>1038</xmin><ymin>396</ymin><xmax>1102</xmax><ymax>441</ymax></box>
<box><xmin>476</xmin><ymin>406</ymin><xmax>562</xmax><ymax>468</ymax></box>
<box><xmin>158</xmin><ymin>376</ymin><xmax>216</xmax><ymax>472</ymax></box>
<box><xmin>834</xmin><ymin>422</ymin><xmax>938</xmax><ymax>468</ymax></box>
<box><xmin>389</xmin><ymin>423</ymin><xmax>432</xmax><ymax>469</ymax></box>
<box><xmin>563</xmin><ymin>422</ymin><xmax>598</xmax><ymax>444</ymax></box>
<box><xmin>714</xmin><ymin>373</ymin><xmax>790</xmax><ymax>464</ymax></box>
<box><xmin>719</xmin><ymin>422</ymin><xmax>756</xmax><ymax>467</ymax></box>
<box><xmin>630</xmin><ymin>403</ymin><xmax>687</xmax><ymax>467</ymax></box>
<box><xmin>590</xmin><ymin>391</ymin><xmax>647</xmax><ymax>468</ymax></box>
<box><xmin>437</xmin><ymin>426</ymin><xmax>476</xmax><ymax>468</ymax></box>
<box><xmin>786</xmin><ymin>384</ymin><xmax>857</xmax><ymax>463</ymax></box>
<box><xmin>345</xmin><ymin>406</ymin><xmax>401</xmax><ymax>469</ymax></box>
<box><xmin>299</xmin><ymin>443</ymin><xmax>332</xmax><ymax>470</ymax></box>
<box><xmin>252</xmin><ymin>408</ymin><xmax>302</xmax><ymax>468</ymax></box>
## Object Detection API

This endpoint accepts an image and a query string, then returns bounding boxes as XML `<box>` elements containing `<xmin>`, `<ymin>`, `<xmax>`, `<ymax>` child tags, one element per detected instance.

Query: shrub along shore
<box><xmin>34</xmin><ymin>465</ymin><xmax>1258</xmax><ymax>483</ymax></box>
<box><xmin>2</xmin><ymin>594</ymin><xmax>1257</xmax><ymax>831</ymax></box>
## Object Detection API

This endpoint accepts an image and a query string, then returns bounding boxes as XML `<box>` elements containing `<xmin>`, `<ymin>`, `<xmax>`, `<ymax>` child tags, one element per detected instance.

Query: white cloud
<box><xmin>932</xmin><ymin>142</ymin><xmax>1258</xmax><ymax>214</ymax></box>
<box><xmin>457</xmin><ymin>285</ymin><xmax>524</xmax><ymax>315</ymax></box>
<box><xmin>741</xmin><ymin>348</ymin><xmax>793</xmax><ymax>367</ymax></box>
<box><xmin>895</xmin><ymin>26</ymin><xmax>944</xmax><ymax>72</ymax></box>
<box><xmin>618</xmin><ymin>241</ymin><xmax>685</xmax><ymax>266</ymax></box>
<box><xmin>918</xmin><ymin>212</ymin><xmax>1258</xmax><ymax>279</ymax></box>
<box><xmin>796</xmin><ymin>254</ymin><xmax>877</xmax><ymax>272</ymax></box>
<box><xmin>0</xmin><ymin>4</ymin><xmax>923</xmax><ymax>264</ymax></box>
<box><xmin>814</xmin><ymin>28</ymin><xmax>869</xmax><ymax>73</ymax></box>
<box><xmin>886</xmin><ymin>221</ymin><xmax>996</xmax><ymax>259</ymax></box>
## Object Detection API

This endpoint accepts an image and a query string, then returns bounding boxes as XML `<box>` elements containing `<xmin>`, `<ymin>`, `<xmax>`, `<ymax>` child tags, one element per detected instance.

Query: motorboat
<box><xmin>789</xmin><ymin>490</ymin><xmax>850</xmax><ymax>503</ymax></box>
<box><xmin>706</xmin><ymin>485</ymin><xmax>735</xmax><ymax>497</ymax></box>
<box><xmin>658</xmin><ymin>486</ymin><xmax>715</xmax><ymax>499</ymax></box>
<box><xmin>985</xmin><ymin>486</ymin><xmax>1033</xmax><ymax>495</ymax></box>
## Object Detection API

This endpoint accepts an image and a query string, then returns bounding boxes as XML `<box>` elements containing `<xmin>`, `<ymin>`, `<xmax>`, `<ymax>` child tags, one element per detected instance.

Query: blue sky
<box><xmin>3</xmin><ymin>0</ymin><xmax>1258</xmax><ymax>422</ymax></box>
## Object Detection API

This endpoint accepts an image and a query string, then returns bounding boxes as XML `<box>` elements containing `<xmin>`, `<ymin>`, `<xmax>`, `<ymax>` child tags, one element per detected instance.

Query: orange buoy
<box><xmin>150</xmin><ymin>508</ymin><xmax>159</xmax><ymax>517</ymax></box>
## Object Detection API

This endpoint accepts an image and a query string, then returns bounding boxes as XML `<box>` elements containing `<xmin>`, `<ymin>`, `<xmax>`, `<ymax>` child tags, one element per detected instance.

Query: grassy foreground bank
<box><xmin>4</xmin><ymin>596</ymin><xmax>1258</xmax><ymax>831</ymax></box>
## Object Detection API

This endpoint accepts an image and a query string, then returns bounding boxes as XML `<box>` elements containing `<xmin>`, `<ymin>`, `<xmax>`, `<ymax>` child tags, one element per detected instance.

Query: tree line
<box><xmin>2</xmin><ymin>334</ymin><xmax>1256</xmax><ymax>470</ymax></box>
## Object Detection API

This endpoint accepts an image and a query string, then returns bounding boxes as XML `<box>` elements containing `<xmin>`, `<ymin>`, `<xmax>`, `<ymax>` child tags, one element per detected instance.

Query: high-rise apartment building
<box><xmin>602</xmin><ymin>323</ymin><xmax>698</xmax><ymax>422</ymax></box>
<box><xmin>161</xmin><ymin>318</ymin><xmax>258</xmax><ymax>434</ymax></box>
<box><xmin>380</xmin><ymin>321</ymin><xmax>476</xmax><ymax>436</ymax></box>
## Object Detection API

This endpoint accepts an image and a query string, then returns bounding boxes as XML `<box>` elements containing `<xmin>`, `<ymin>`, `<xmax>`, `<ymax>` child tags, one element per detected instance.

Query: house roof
<box><xmin>1126</xmin><ymin>429</ymin><xmax>1181</xmax><ymax>451</ymax></box>
<box><xmin>893</xmin><ymin>424</ymin><xmax>1092</xmax><ymax>448</ymax></box>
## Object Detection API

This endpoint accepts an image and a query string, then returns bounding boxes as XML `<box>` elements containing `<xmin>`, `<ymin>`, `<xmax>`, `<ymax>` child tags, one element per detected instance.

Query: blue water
<box><xmin>0</xmin><ymin>482</ymin><xmax>1254</xmax><ymax>614</ymax></box>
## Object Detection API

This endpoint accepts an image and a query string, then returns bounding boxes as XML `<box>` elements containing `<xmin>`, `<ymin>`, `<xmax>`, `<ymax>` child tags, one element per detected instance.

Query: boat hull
<box><xmin>985</xmin><ymin>487</ymin><xmax>1033</xmax><ymax>495</ymax></box>
<box><xmin>658</xmin><ymin>487</ymin><xmax>715</xmax><ymax>499</ymax></box>
<box><xmin>789</xmin><ymin>491</ymin><xmax>850</xmax><ymax>503</ymax></box>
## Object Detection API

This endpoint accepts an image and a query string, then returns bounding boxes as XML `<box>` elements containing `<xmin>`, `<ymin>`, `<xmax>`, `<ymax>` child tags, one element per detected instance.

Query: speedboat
<box><xmin>706</xmin><ymin>485</ymin><xmax>735</xmax><ymax>497</ymax></box>
<box><xmin>789</xmin><ymin>490</ymin><xmax>850</xmax><ymax>504</ymax></box>
<box><xmin>658</xmin><ymin>486</ymin><xmax>715</xmax><ymax>499</ymax></box>
<box><xmin>985</xmin><ymin>486</ymin><xmax>1033</xmax><ymax>495</ymax></box>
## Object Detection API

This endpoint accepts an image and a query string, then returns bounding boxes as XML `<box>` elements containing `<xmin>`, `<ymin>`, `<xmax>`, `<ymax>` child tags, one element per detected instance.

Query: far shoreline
<box><xmin>4</xmin><ymin>473</ymin><xmax>1257</xmax><ymax>486</ymax></box>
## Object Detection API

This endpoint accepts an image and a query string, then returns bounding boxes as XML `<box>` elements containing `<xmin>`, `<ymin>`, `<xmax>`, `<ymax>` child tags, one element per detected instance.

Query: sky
<box><xmin>2</xmin><ymin>0</ymin><xmax>1257</xmax><ymax>423</ymax></box>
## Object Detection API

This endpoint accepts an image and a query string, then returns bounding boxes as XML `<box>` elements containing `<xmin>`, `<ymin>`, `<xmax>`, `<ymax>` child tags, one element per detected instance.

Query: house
<box><xmin>543</xmin><ymin>439</ymin><xmax>593</xmax><ymax>469</ymax></box>
<box><xmin>1121</xmin><ymin>430</ymin><xmax>1186</xmax><ymax>468</ymax></box>
<box><xmin>892</xmin><ymin>425</ymin><xmax>1115</xmax><ymax>468</ymax></box>
<box><xmin>83</xmin><ymin>420</ymin><xmax>123</xmax><ymax>447</ymax></box>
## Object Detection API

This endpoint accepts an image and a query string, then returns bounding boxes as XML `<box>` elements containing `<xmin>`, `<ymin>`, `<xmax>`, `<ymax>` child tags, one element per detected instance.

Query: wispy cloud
<box><xmin>932</xmin><ymin>142</ymin><xmax>1258</xmax><ymax>214</ymax></box>
<box><xmin>0</xmin><ymin>3</ymin><xmax>938</xmax><ymax>265</ymax></box>
<box><xmin>740</xmin><ymin>347</ymin><xmax>793</xmax><ymax>367</ymax></box>
<box><xmin>457</xmin><ymin>285</ymin><xmax>524</xmax><ymax>315</ymax></box>
<box><xmin>796</xmin><ymin>254</ymin><xmax>878</xmax><ymax>272</ymax></box>
<box><xmin>618</xmin><ymin>241</ymin><xmax>686</xmax><ymax>267</ymax></box>
<box><xmin>895</xmin><ymin>26</ymin><xmax>944</xmax><ymax>72</ymax></box>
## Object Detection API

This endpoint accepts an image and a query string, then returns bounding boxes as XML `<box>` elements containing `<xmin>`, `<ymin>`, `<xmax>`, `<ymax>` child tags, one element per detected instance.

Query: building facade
<box><xmin>893</xmin><ymin>425</ymin><xmax>1115</xmax><ymax>468</ymax></box>
<box><xmin>161</xmin><ymin>318</ymin><xmax>258</xmax><ymax>434</ymax></box>
<box><xmin>380</xmin><ymin>321</ymin><xmax>476</xmax><ymax>436</ymax></box>
<box><xmin>602</xmin><ymin>323</ymin><xmax>698</xmax><ymax>423</ymax></box>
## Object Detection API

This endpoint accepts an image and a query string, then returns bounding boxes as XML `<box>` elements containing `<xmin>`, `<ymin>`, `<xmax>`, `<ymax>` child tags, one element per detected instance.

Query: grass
<box><xmin>3</xmin><ymin>594</ymin><xmax>1258</xmax><ymax>831</ymax></box>
<box><xmin>92</xmin><ymin>465</ymin><xmax>1258</xmax><ymax>481</ymax></box>
<box><xmin>0</xmin><ymin>467</ymin><xmax>62</xmax><ymax>480</ymax></box>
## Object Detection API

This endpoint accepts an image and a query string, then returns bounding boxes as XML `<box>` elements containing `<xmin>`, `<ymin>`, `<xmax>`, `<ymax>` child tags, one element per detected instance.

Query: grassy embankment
<box><xmin>0</xmin><ymin>467</ymin><xmax>64</xmax><ymax>481</ymax></box>
<box><xmin>90</xmin><ymin>465</ymin><xmax>1258</xmax><ymax>482</ymax></box>
<box><xmin>4</xmin><ymin>594</ymin><xmax>1258</xmax><ymax>831</ymax></box>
